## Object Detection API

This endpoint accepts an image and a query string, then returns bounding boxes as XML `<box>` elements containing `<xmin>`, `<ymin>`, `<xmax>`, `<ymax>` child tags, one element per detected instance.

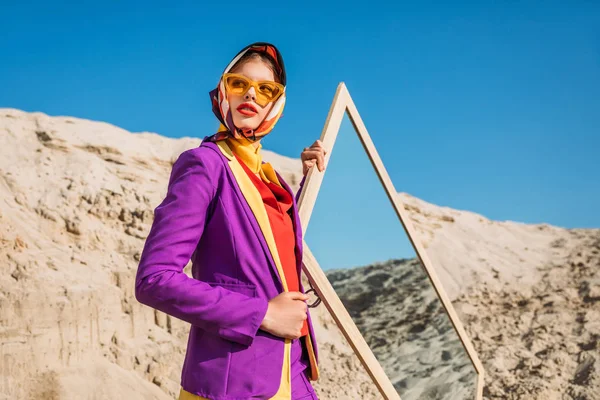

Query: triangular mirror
<box><xmin>297</xmin><ymin>83</ymin><xmax>484</xmax><ymax>400</ymax></box>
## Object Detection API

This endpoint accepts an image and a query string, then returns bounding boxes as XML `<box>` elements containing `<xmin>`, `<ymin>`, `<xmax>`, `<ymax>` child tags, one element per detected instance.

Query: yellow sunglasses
<box><xmin>222</xmin><ymin>73</ymin><xmax>284</xmax><ymax>107</ymax></box>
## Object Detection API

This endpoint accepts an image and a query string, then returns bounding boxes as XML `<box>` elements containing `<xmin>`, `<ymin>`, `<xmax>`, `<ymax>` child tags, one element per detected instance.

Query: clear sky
<box><xmin>1</xmin><ymin>1</ymin><xmax>599</xmax><ymax>234</ymax></box>
<box><xmin>305</xmin><ymin>115</ymin><xmax>424</xmax><ymax>269</ymax></box>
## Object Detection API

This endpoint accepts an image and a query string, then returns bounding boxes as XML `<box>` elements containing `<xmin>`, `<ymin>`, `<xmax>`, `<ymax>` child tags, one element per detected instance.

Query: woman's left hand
<box><xmin>301</xmin><ymin>140</ymin><xmax>327</xmax><ymax>176</ymax></box>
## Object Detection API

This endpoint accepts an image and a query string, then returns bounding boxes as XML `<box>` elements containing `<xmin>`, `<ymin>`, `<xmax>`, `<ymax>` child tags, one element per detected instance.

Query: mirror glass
<box><xmin>303</xmin><ymin>114</ymin><xmax>478</xmax><ymax>400</ymax></box>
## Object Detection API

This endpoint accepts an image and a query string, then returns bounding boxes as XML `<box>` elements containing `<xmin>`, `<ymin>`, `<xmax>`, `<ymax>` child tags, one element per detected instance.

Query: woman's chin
<box><xmin>232</xmin><ymin>115</ymin><xmax>260</xmax><ymax>131</ymax></box>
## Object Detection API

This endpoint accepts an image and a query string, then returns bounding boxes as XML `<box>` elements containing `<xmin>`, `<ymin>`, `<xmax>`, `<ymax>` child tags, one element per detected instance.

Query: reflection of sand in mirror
<box><xmin>304</xmin><ymin>114</ymin><xmax>477</xmax><ymax>399</ymax></box>
<box><xmin>324</xmin><ymin>258</ymin><xmax>477</xmax><ymax>400</ymax></box>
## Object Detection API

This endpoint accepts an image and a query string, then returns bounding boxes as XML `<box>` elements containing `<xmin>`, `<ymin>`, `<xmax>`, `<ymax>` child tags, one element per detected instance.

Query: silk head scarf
<box><xmin>207</xmin><ymin>42</ymin><xmax>286</xmax><ymax>142</ymax></box>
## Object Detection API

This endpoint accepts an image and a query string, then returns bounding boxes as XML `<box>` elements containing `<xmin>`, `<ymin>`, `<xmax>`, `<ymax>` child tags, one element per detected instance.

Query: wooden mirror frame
<box><xmin>297</xmin><ymin>83</ymin><xmax>485</xmax><ymax>400</ymax></box>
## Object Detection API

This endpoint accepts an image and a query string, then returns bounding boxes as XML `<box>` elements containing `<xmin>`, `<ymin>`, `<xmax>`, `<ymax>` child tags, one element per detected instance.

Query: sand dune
<box><xmin>0</xmin><ymin>108</ymin><xmax>597</xmax><ymax>399</ymax></box>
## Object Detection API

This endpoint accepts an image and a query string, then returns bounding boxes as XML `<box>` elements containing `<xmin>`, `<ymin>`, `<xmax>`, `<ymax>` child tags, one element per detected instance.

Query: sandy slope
<box><xmin>0</xmin><ymin>108</ymin><xmax>597</xmax><ymax>399</ymax></box>
<box><xmin>324</xmin><ymin>259</ymin><xmax>477</xmax><ymax>400</ymax></box>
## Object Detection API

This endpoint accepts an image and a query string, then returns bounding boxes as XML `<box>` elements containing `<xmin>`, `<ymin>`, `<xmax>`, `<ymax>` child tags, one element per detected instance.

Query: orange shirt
<box><xmin>235</xmin><ymin>153</ymin><xmax>308</xmax><ymax>337</ymax></box>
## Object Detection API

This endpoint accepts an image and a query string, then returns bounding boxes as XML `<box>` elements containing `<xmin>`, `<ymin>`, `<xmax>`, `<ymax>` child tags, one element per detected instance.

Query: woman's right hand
<box><xmin>301</xmin><ymin>139</ymin><xmax>327</xmax><ymax>176</ymax></box>
<box><xmin>260</xmin><ymin>291</ymin><xmax>309</xmax><ymax>339</ymax></box>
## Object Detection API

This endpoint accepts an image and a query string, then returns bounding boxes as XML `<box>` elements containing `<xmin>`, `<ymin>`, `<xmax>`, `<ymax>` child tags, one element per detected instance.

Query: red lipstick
<box><xmin>237</xmin><ymin>102</ymin><xmax>258</xmax><ymax>116</ymax></box>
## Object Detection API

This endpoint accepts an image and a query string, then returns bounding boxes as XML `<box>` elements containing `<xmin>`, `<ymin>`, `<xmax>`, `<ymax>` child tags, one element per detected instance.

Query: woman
<box><xmin>135</xmin><ymin>42</ymin><xmax>326</xmax><ymax>400</ymax></box>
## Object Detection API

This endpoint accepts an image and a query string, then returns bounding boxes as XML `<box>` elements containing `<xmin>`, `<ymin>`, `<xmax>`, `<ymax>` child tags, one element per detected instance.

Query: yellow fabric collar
<box><xmin>224</xmin><ymin>136</ymin><xmax>281</xmax><ymax>186</ymax></box>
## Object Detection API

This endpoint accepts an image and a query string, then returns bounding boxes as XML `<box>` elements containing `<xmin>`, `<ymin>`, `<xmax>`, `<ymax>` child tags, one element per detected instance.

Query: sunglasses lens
<box><xmin>225</xmin><ymin>76</ymin><xmax>249</xmax><ymax>94</ymax></box>
<box><xmin>257</xmin><ymin>83</ymin><xmax>279</xmax><ymax>99</ymax></box>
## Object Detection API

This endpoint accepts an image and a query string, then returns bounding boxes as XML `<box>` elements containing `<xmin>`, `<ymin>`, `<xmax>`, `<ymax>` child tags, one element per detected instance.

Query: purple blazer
<box><xmin>135</xmin><ymin>138</ymin><xmax>318</xmax><ymax>399</ymax></box>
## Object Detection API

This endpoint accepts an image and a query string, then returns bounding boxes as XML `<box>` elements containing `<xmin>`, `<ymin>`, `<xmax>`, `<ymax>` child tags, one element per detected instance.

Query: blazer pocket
<box><xmin>204</xmin><ymin>281</ymin><xmax>257</xmax><ymax>298</ymax></box>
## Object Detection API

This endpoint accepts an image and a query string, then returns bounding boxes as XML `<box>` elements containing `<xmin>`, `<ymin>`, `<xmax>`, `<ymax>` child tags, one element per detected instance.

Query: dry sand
<box><xmin>0</xmin><ymin>108</ymin><xmax>598</xmax><ymax>399</ymax></box>
<box><xmin>324</xmin><ymin>259</ymin><xmax>477</xmax><ymax>400</ymax></box>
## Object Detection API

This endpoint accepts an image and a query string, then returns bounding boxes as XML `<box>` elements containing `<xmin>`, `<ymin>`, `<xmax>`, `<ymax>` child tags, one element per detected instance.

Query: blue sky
<box><xmin>305</xmin><ymin>115</ymin><xmax>425</xmax><ymax>269</ymax></box>
<box><xmin>1</xmin><ymin>1</ymin><xmax>599</xmax><ymax>243</ymax></box>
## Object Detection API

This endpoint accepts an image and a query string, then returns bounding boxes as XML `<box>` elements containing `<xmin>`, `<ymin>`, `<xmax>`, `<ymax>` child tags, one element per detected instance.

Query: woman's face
<box><xmin>227</xmin><ymin>59</ymin><xmax>276</xmax><ymax>131</ymax></box>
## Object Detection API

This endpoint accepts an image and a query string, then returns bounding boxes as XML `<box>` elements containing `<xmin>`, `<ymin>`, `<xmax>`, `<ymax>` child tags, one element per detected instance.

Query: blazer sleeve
<box><xmin>134</xmin><ymin>149</ymin><xmax>269</xmax><ymax>347</ymax></box>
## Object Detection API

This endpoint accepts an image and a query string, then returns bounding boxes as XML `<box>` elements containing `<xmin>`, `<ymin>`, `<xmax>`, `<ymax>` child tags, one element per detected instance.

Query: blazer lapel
<box><xmin>212</xmin><ymin>140</ymin><xmax>289</xmax><ymax>292</ymax></box>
